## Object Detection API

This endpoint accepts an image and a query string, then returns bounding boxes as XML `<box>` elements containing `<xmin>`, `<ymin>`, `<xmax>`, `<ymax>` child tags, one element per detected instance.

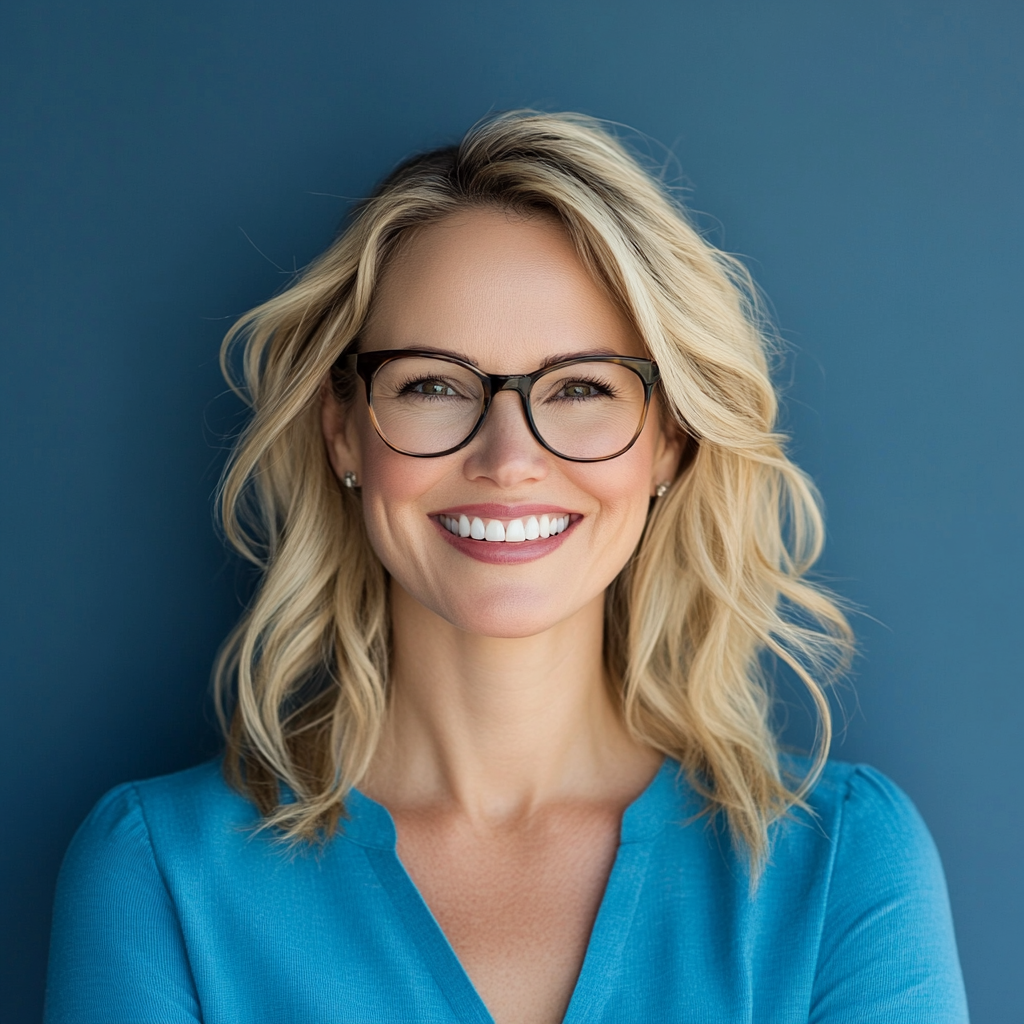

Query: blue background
<box><xmin>2</xmin><ymin>1</ymin><xmax>1021</xmax><ymax>1020</ymax></box>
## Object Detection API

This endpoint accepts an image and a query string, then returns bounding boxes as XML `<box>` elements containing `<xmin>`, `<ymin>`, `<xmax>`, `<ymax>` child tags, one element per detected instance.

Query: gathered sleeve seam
<box><xmin>126</xmin><ymin>782</ymin><xmax>204</xmax><ymax>1014</ymax></box>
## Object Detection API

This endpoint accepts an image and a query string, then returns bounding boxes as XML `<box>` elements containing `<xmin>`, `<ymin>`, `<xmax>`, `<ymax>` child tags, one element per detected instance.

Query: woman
<box><xmin>45</xmin><ymin>111</ymin><xmax>968</xmax><ymax>1023</ymax></box>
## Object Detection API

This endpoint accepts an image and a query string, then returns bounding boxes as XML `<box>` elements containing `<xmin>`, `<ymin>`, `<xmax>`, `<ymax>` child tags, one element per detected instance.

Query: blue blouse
<box><xmin>45</xmin><ymin>757</ymin><xmax>968</xmax><ymax>1023</ymax></box>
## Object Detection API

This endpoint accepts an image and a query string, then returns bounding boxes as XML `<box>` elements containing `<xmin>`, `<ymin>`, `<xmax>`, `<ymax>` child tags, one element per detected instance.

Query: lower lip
<box><xmin>432</xmin><ymin>518</ymin><xmax>576</xmax><ymax>564</ymax></box>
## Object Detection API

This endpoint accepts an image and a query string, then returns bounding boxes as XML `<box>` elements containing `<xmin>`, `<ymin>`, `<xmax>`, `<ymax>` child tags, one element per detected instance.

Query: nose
<box><xmin>461</xmin><ymin>388</ymin><xmax>549</xmax><ymax>487</ymax></box>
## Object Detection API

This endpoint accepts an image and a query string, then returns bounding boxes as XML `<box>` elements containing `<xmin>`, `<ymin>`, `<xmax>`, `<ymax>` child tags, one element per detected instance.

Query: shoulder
<box><xmin>45</xmin><ymin>765</ymin><xmax>234</xmax><ymax>1023</ymax></box>
<box><xmin>779</xmin><ymin>759</ymin><xmax>969</xmax><ymax>1021</ymax></box>
<box><xmin>133</xmin><ymin>757</ymin><xmax>260</xmax><ymax>831</ymax></box>
<box><xmin>771</xmin><ymin>756</ymin><xmax>952</xmax><ymax>907</ymax></box>
<box><xmin>76</xmin><ymin>757</ymin><xmax>239</xmax><ymax>818</ymax></box>
<box><xmin>796</xmin><ymin>757</ymin><xmax>952</xmax><ymax>910</ymax></box>
<box><xmin>757</xmin><ymin>757</ymin><xmax>955</xmax><ymax>931</ymax></box>
<box><xmin>63</xmin><ymin>759</ymin><xmax>260</xmax><ymax>880</ymax></box>
<box><xmin>781</xmin><ymin>755</ymin><xmax>934</xmax><ymax>854</ymax></box>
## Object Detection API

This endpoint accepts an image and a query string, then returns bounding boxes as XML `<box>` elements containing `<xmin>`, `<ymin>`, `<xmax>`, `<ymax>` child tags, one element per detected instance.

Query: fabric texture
<box><xmin>45</xmin><ymin>756</ymin><xmax>969</xmax><ymax>1023</ymax></box>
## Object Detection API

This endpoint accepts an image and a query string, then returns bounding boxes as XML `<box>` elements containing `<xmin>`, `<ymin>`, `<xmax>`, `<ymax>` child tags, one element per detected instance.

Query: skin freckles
<box><xmin>320</xmin><ymin>206</ymin><xmax>682</xmax><ymax>1024</ymax></box>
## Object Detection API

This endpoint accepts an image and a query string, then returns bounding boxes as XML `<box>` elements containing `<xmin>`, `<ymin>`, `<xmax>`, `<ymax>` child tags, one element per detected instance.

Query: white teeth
<box><xmin>443</xmin><ymin>513</ymin><xmax>572</xmax><ymax>542</ymax></box>
<box><xmin>505</xmin><ymin>519</ymin><xmax>526</xmax><ymax>542</ymax></box>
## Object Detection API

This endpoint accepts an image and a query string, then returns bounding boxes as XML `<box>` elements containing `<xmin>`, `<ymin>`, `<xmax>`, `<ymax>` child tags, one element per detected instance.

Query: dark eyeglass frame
<box><xmin>335</xmin><ymin>349</ymin><xmax>661</xmax><ymax>462</ymax></box>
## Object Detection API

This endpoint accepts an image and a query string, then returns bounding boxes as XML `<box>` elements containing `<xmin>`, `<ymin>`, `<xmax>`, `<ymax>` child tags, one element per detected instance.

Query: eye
<box><xmin>412</xmin><ymin>379</ymin><xmax>456</xmax><ymax>396</ymax></box>
<box><xmin>560</xmin><ymin>382</ymin><xmax>602</xmax><ymax>399</ymax></box>
<box><xmin>397</xmin><ymin>376</ymin><xmax>465</xmax><ymax>399</ymax></box>
<box><xmin>548</xmin><ymin>376</ymin><xmax>619</xmax><ymax>401</ymax></box>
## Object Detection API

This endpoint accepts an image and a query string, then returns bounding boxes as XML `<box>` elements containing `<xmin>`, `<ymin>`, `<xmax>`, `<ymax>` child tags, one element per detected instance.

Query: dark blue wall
<box><xmin>2</xmin><ymin>2</ymin><xmax>1021</xmax><ymax>1020</ymax></box>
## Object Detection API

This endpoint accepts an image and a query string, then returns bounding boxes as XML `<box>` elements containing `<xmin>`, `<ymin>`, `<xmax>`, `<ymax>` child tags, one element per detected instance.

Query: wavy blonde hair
<box><xmin>214</xmin><ymin>110</ymin><xmax>852</xmax><ymax>867</ymax></box>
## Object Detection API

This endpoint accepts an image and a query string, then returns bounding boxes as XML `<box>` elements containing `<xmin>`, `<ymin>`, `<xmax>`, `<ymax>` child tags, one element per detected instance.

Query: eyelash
<box><xmin>393</xmin><ymin>373</ymin><xmax>622</xmax><ymax>401</ymax></box>
<box><xmin>396</xmin><ymin>376</ymin><xmax>470</xmax><ymax>398</ymax></box>
<box><xmin>544</xmin><ymin>375</ymin><xmax>621</xmax><ymax>401</ymax></box>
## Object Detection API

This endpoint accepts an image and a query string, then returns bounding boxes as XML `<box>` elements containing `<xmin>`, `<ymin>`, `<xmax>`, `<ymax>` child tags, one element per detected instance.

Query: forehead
<box><xmin>360</xmin><ymin>206</ymin><xmax>644</xmax><ymax>369</ymax></box>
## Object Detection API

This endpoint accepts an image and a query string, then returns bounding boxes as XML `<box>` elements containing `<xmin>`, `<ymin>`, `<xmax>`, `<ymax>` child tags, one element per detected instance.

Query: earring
<box><xmin>342</xmin><ymin>471</ymin><xmax>358</xmax><ymax>489</ymax></box>
<box><xmin>654</xmin><ymin>481</ymin><xmax>670</xmax><ymax>498</ymax></box>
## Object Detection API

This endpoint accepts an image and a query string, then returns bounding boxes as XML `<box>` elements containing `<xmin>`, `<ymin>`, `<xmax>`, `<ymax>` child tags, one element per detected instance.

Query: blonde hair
<box><xmin>214</xmin><ymin>110</ymin><xmax>853</xmax><ymax>868</ymax></box>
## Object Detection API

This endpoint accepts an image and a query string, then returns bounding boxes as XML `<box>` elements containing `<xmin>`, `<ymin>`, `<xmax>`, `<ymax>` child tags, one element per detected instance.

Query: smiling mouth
<box><xmin>436</xmin><ymin>513</ymin><xmax>573</xmax><ymax>543</ymax></box>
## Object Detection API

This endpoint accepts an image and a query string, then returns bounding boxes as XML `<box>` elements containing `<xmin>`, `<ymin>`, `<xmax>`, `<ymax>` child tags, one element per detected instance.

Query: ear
<box><xmin>649</xmin><ymin>408</ymin><xmax>688</xmax><ymax>497</ymax></box>
<box><xmin>320</xmin><ymin>379</ymin><xmax>363</xmax><ymax>484</ymax></box>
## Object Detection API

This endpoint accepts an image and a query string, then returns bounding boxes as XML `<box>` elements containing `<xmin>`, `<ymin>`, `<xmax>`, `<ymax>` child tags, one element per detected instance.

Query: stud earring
<box><xmin>342</xmin><ymin>471</ymin><xmax>358</xmax><ymax>489</ymax></box>
<box><xmin>654</xmin><ymin>481</ymin><xmax>671</xmax><ymax>498</ymax></box>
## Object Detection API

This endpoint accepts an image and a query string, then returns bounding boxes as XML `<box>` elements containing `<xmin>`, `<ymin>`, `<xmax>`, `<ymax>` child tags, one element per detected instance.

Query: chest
<box><xmin>393</xmin><ymin>806</ymin><xmax>623</xmax><ymax>1024</ymax></box>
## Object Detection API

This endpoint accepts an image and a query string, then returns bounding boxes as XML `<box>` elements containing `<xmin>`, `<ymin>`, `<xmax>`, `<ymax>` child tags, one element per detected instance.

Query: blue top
<box><xmin>45</xmin><ymin>757</ymin><xmax>968</xmax><ymax>1023</ymax></box>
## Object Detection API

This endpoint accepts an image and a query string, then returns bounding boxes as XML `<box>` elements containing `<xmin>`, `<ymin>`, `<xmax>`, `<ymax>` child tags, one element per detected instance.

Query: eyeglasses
<box><xmin>334</xmin><ymin>350</ymin><xmax>661</xmax><ymax>462</ymax></box>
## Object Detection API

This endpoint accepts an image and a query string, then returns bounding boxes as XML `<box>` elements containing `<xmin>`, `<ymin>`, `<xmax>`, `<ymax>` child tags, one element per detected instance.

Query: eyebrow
<box><xmin>540</xmin><ymin>347</ymin><xmax>622</xmax><ymax>368</ymax></box>
<box><xmin>384</xmin><ymin>344</ymin><xmax>626</xmax><ymax>370</ymax></box>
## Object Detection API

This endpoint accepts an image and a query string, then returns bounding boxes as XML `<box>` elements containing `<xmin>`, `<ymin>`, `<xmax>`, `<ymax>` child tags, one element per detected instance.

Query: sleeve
<box><xmin>44</xmin><ymin>782</ymin><xmax>202</xmax><ymax>1024</ymax></box>
<box><xmin>809</xmin><ymin>765</ymin><xmax>970</xmax><ymax>1023</ymax></box>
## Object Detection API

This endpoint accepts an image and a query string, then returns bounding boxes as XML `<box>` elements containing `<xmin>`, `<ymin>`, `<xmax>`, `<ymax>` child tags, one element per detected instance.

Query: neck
<box><xmin>362</xmin><ymin>579</ymin><xmax>659</xmax><ymax>824</ymax></box>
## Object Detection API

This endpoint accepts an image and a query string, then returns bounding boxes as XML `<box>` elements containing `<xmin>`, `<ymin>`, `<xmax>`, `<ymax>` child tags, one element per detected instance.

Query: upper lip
<box><xmin>430</xmin><ymin>503</ymin><xmax>576</xmax><ymax>518</ymax></box>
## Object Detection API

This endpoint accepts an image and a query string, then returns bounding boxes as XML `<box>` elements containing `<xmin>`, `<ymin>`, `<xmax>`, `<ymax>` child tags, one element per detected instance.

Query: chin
<box><xmin>433</xmin><ymin>584</ymin><xmax>585</xmax><ymax>639</ymax></box>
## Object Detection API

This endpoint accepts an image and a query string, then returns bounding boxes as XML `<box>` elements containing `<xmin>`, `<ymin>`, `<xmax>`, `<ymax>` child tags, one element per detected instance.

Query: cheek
<box><xmin>576</xmin><ymin>433</ymin><xmax>663</xmax><ymax>582</ymax></box>
<box><xmin>356</xmin><ymin>432</ymin><xmax>444</xmax><ymax>559</ymax></box>
<box><xmin>579</xmin><ymin>422</ymin><xmax>658</xmax><ymax>517</ymax></box>
<box><xmin>574</xmin><ymin>458</ymin><xmax>652</xmax><ymax>561</ymax></box>
<box><xmin>351</xmin><ymin>413</ymin><xmax>469</xmax><ymax>606</ymax></box>
<box><xmin>351</xmin><ymin>400</ymin><xmax>433</xmax><ymax>501</ymax></box>
<box><xmin>362</xmin><ymin>447</ymin><xmax>435</xmax><ymax>503</ymax></box>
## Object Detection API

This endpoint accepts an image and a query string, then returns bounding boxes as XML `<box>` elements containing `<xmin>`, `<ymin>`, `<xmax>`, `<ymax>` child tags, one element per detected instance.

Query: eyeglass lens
<box><xmin>369</xmin><ymin>355</ymin><xmax>647</xmax><ymax>459</ymax></box>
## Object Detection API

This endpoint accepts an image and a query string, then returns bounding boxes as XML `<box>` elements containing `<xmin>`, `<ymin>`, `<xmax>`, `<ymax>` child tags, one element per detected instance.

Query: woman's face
<box><xmin>323</xmin><ymin>207</ymin><xmax>682</xmax><ymax>639</ymax></box>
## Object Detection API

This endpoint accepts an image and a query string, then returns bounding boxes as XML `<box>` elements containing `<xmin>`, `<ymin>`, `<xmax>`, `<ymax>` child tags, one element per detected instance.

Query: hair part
<box><xmin>214</xmin><ymin>110</ymin><xmax>853</xmax><ymax>873</ymax></box>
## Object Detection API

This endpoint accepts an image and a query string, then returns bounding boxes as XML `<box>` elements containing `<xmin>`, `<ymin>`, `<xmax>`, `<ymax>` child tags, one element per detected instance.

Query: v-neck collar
<box><xmin>340</xmin><ymin>758</ymin><xmax>685</xmax><ymax>1024</ymax></box>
